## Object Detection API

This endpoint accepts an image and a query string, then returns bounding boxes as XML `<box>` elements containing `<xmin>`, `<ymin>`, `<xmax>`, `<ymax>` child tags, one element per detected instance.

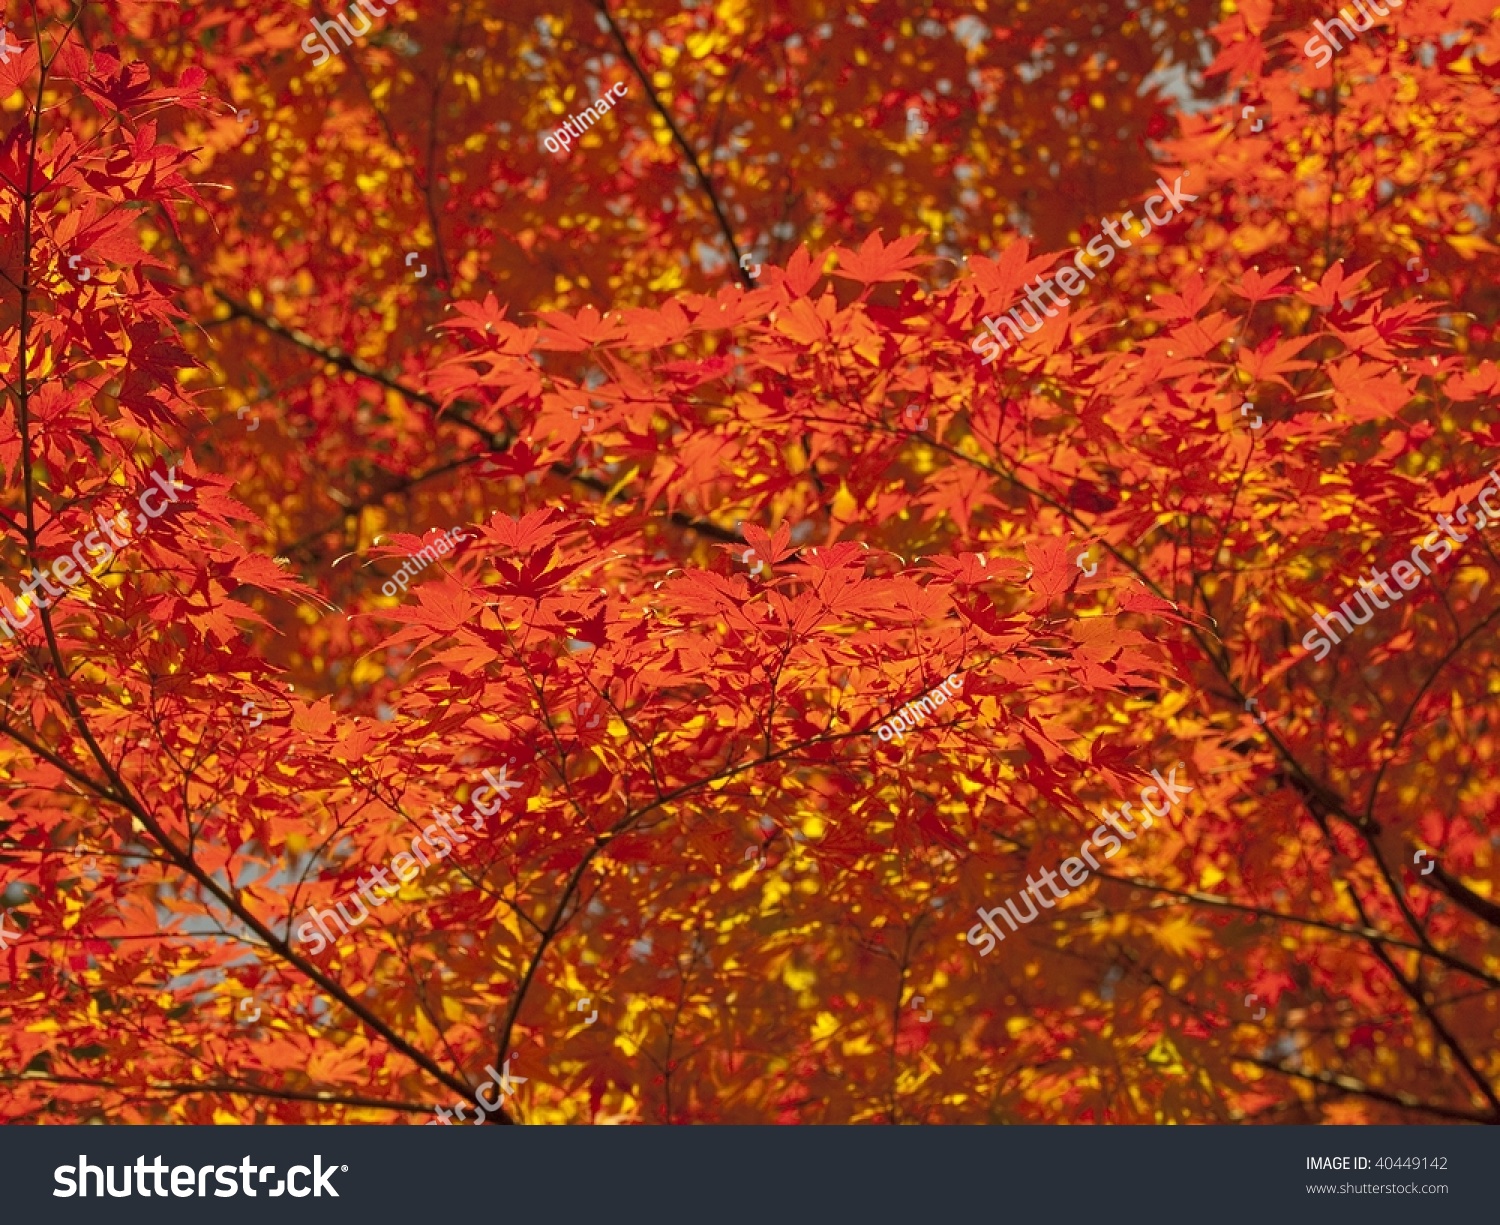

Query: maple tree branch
<box><xmin>214</xmin><ymin>291</ymin><xmax>456</xmax><ymax>417</ymax></box>
<box><xmin>1363</xmin><ymin>594</ymin><xmax>1500</xmax><ymax>848</ymax></box>
<box><xmin>0</xmin><ymin>706</ymin><xmax>505</xmax><ymax>1119</ymax></box>
<box><xmin>867</xmin><ymin>419</ymin><xmax>1340</xmax><ymax>811</ymax></box>
<box><xmin>1342</xmin><ymin>599</ymin><xmax>1500</xmax><ymax>944</ymax></box>
<box><xmin>1422</xmin><ymin>863</ymin><xmax>1500</xmax><ymax>928</ymax></box>
<box><xmin>210</xmin><ymin>291</ymin><xmax>742</xmax><ymax>545</ymax></box>
<box><xmin>885</xmin><ymin>918</ymin><xmax>923</xmax><ymax>1125</ymax></box>
<box><xmin>494</xmin><ymin>627</ymin><xmax>613</xmax><ymax>838</ymax></box>
<box><xmin>1303</xmin><ymin>823</ymin><xmax>1500</xmax><ymax>1116</ymax></box>
<box><xmin>707</xmin><ymin>46</ymin><xmax>752</xmax><ymax>167</ymax></box>
<box><xmin>653</xmin><ymin>934</ymin><xmax>709</xmax><ymax>1124</ymax></box>
<box><xmin>341</xmin><ymin>42</ymin><xmax>454</xmax><ymax>287</ymax></box>
<box><xmin>898</xmin><ymin>415</ymin><xmax>1499</xmax><ymax>994</ymax></box>
<box><xmin>759</xmin><ymin>618</ymin><xmax>796</xmax><ymax>759</ymax></box>
<box><xmin>1239</xmin><ymin>1058</ymin><xmax>1492</xmax><ymax>1124</ymax></box>
<box><xmin>2</xmin><ymin>34</ymin><xmax>192</xmax><ymax>937</ymax></box>
<box><xmin>490</xmin><ymin>846</ymin><xmax>596</xmax><ymax>1104</ymax></box>
<box><xmin>488</xmin><ymin>631</ymin><xmax>891</xmax><ymax>1081</ymax></box>
<box><xmin>9</xmin><ymin>4</ymin><xmax>79</xmax><ymax>614</ymax></box>
<box><xmin>423</xmin><ymin>0</ymin><xmax>472</xmax><ymax>285</ymax></box>
<box><xmin>279</xmin><ymin>457</ymin><xmax>480</xmax><ymax>560</ymax></box>
<box><xmin>356</xmin><ymin>767</ymin><xmax>545</xmax><ymax>938</ymax></box>
<box><xmin>1322</xmin><ymin>65</ymin><xmax>1341</xmax><ymax>274</ymax></box>
<box><xmin>0</xmin><ymin>548</ymin><xmax>480</xmax><ymax>1115</ymax></box>
<box><xmin>1207</xmin><ymin>422</ymin><xmax>1258</xmax><ymax>570</ymax></box>
<box><xmin>1092</xmin><ymin>839</ymin><xmax>1488</xmax><ymax>1115</ymax></box>
<box><xmin>399</xmin><ymin>944</ymin><xmax>478</xmax><ymax>1084</ymax></box>
<box><xmin>883</xmin><ymin>430</ymin><xmax>1454</xmax><ymax>1092</ymax></box>
<box><xmin>2</xmin><ymin>1074</ymin><xmax>434</xmax><ymax>1116</ymax></box>
<box><xmin>1082</xmin><ymin>872</ymin><xmax>1500</xmax><ymax>991</ymax></box>
<box><xmin>1344</xmin><ymin>887</ymin><xmax>1500</xmax><ymax>1120</ymax></box>
<box><xmin>591</xmin><ymin>0</ymin><xmax>753</xmax><ymax>290</ymax></box>
<box><xmin>491</xmin><ymin>720</ymin><xmax>881</xmax><ymax>1079</ymax></box>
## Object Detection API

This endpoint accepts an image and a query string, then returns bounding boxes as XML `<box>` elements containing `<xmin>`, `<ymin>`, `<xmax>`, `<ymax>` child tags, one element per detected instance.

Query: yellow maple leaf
<box><xmin>1152</xmin><ymin>915</ymin><xmax>1210</xmax><ymax>958</ymax></box>
<box><xmin>1146</xmin><ymin>1035</ymin><xmax>1187</xmax><ymax>1076</ymax></box>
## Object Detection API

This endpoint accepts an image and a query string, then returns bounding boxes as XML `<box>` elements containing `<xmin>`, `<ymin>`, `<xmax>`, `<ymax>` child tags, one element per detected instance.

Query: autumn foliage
<box><xmin>2</xmin><ymin>0</ymin><xmax>1500</xmax><ymax>1125</ymax></box>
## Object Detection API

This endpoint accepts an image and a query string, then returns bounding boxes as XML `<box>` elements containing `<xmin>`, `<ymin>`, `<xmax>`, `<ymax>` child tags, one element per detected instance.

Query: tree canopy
<box><xmin>2</xmin><ymin>0</ymin><xmax>1499</xmax><ymax>1124</ymax></box>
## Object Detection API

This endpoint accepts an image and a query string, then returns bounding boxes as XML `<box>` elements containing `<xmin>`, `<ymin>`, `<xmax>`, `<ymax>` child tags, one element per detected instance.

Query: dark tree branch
<box><xmin>592</xmin><ymin>0</ymin><xmax>754</xmax><ymax>289</ymax></box>
<box><xmin>1241</xmin><ymin>1057</ymin><xmax>1492</xmax><ymax>1125</ymax></box>
<box><xmin>211</xmin><ymin>291</ymin><xmax>742</xmax><ymax>545</ymax></box>
<box><xmin>3</xmin><ymin>1073</ymin><xmax>436</xmax><ymax>1117</ymax></box>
